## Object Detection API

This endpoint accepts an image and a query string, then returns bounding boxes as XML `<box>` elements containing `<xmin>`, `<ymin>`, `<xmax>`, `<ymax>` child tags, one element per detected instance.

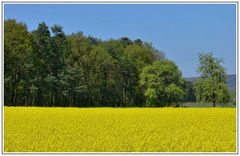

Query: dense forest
<box><xmin>4</xmin><ymin>19</ymin><xmax>233</xmax><ymax>107</ymax></box>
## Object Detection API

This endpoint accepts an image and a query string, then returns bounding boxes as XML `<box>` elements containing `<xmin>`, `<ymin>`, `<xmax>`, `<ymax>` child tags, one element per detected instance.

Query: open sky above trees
<box><xmin>4</xmin><ymin>4</ymin><xmax>236</xmax><ymax>77</ymax></box>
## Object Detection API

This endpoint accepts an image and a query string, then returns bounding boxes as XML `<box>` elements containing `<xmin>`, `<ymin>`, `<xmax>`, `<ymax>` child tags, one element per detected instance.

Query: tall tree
<box><xmin>85</xmin><ymin>45</ymin><xmax>120</xmax><ymax>106</ymax></box>
<box><xmin>31</xmin><ymin>22</ymin><xmax>52</xmax><ymax>106</ymax></box>
<box><xmin>194</xmin><ymin>53</ymin><xmax>230</xmax><ymax>107</ymax></box>
<box><xmin>4</xmin><ymin>19</ymin><xmax>33</xmax><ymax>106</ymax></box>
<box><xmin>46</xmin><ymin>24</ymin><xmax>67</xmax><ymax>106</ymax></box>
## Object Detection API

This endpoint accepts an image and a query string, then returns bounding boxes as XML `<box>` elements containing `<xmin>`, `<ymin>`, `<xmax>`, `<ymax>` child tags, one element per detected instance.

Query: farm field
<box><xmin>4</xmin><ymin>107</ymin><xmax>236</xmax><ymax>152</ymax></box>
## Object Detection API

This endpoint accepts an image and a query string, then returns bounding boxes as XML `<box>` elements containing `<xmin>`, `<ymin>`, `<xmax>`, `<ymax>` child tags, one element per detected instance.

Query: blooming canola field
<box><xmin>4</xmin><ymin>107</ymin><xmax>236</xmax><ymax>152</ymax></box>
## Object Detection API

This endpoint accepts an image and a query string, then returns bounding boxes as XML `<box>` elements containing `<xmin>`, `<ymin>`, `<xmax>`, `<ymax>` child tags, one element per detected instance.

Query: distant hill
<box><xmin>185</xmin><ymin>74</ymin><xmax>236</xmax><ymax>91</ymax></box>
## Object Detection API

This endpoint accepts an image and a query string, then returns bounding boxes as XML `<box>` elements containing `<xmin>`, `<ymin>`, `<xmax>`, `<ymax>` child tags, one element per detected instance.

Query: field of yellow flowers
<box><xmin>4</xmin><ymin>107</ymin><xmax>236</xmax><ymax>152</ymax></box>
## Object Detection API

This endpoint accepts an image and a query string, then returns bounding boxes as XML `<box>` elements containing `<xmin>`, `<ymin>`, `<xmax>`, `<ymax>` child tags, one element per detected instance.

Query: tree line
<box><xmin>4</xmin><ymin>19</ymin><xmax>233</xmax><ymax>107</ymax></box>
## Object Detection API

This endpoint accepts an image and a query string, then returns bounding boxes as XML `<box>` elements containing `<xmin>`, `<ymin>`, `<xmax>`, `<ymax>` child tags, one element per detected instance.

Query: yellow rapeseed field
<box><xmin>4</xmin><ymin>107</ymin><xmax>236</xmax><ymax>152</ymax></box>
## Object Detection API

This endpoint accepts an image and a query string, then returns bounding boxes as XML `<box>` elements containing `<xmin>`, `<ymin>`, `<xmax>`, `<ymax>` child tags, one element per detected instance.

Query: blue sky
<box><xmin>4</xmin><ymin>4</ymin><xmax>236</xmax><ymax>77</ymax></box>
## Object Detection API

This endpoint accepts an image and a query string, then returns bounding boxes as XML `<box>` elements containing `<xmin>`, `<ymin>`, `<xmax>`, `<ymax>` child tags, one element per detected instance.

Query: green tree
<box><xmin>194</xmin><ymin>53</ymin><xmax>230</xmax><ymax>107</ymax></box>
<box><xmin>103</xmin><ymin>40</ymin><xmax>140</xmax><ymax>106</ymax></box>
<box><xmin>31</xmin><ymin>22</ymin><xmax>53</xmax><ymax>106</ymax></box>
<box><xmin>64</xmin><ymin>32</ymin><xmax>92</xmax><ymax>106</ymax></box>
<box><xmin>4</xmin><ymin>19</ymin><xmax>33</xmax><ymax>106</ymax></box>
<box><xmin>85</xmin><ymin>45</ymin><xmax>119</xmax><ymax>106</ymax></box>
<box><xmin>47</xmin><ymin>24</ymin><xmax>67</xmax><ymax>106</ymax></box>
<box><xmin>140</xmin><ymin>60</ymin><xmax>186</xmax><ymax>107</ymax></box>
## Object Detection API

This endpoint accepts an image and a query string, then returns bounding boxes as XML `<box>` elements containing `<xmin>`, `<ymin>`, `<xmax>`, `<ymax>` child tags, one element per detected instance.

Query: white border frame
<box><xmin>0</xmin><ymin>1</ymin><xmax>239</xmax><ymax>155</ymax></box>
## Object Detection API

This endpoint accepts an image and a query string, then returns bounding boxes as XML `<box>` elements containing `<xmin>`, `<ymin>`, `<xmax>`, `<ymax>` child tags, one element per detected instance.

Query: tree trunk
<box><xmin>11</xmin><ymin>87</ymin><xmax>16</xmax><ymax>106</ymax></box>
<box><xmin>11</xmin><ymin>74</ymin><xmax>17</xmax><ymax>106</ymax></box>
<box><xmin>213</xmin><ymin>100</ymin><xmax>216</xmax><ymax>107</ymax></box>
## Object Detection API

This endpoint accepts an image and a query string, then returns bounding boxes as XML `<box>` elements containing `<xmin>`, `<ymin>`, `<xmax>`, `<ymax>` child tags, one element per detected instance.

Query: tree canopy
<box><xmin>140</xmin><ymin>60</ymin><xmax>186</xmax><ymax>107</ymax></box>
